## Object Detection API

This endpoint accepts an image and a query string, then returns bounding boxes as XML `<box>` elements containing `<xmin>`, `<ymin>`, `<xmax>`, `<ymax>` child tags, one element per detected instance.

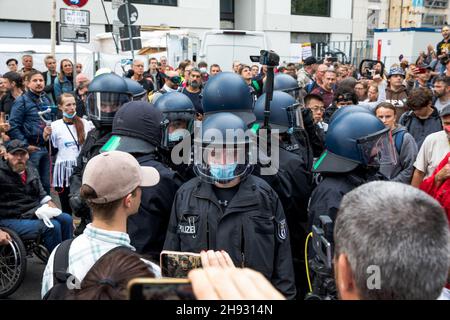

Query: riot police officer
<box><xmin>69</xmin><ymin>73</ymin><xmax>132</xmax><ymax>235</ymax></box>
<box><xmin>271</xmin><ymin>73</ymin><xmax>325</xmax><ymax>166</ymax></box>
<box><xmin>308</xmin><ymin>111</ymin><xmax>396</xmax><ymax>243</ymax></box>
<box><xmin>154</xmin><ymin>92</ymin><xmax>196</xmax><ymax>182</ymax></box>
<box><xmin>163</xmin><ymin>112</ymin><xmax>296</xmax><ymax>299</ymax></box>
<box><xmin>100</xmin><ymin>101</ymin><xmax>183</xmax><ymax>259</ymax></box>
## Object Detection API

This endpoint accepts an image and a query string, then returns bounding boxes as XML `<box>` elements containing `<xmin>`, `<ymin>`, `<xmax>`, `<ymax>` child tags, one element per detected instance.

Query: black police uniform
<box><xmin>69</xmin><ymin>129</ymin><xmax>112</xmax><ymax>221</ymax></box>
<box><xmin>256</xmin><ymin>146</ymin><xmax>312</xmax><ymax>299</ymax></box>
<box><xmin>163</xmin><ymin>175</ymin><xmax>297</xmax><ymax>299</ymax></box>
<box><xmin>128</xmin><ymin>153</ymin><xmax>183</xmax><ymax>260</ymax></box>
<box><xmin>308</xmin><ymin>170</ymin><xmax>381</xmax><ymax>244</ymax></box>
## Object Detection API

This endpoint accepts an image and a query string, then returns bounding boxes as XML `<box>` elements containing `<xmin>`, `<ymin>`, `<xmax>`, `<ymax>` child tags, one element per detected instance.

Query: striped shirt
<box><xmin>41</xmin><ymin>224</ymin><xmax>161</xmax><ymax>298</ymax></box>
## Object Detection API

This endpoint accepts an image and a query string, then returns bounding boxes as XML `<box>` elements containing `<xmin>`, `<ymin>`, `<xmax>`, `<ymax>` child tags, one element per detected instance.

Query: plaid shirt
<box><xmin>41</xmin><ymin>224</ymin><xmax>161</xmax><ymax>298</ymax></box>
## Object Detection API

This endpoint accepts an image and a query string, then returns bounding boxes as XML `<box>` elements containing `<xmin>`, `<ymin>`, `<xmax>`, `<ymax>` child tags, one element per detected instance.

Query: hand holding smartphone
<box><xmin>128</xmin><ymin>278</ymin><xmax>195</xmax><ymax>300</ymax></box>
<box><xmin>160</xmin><ymin>250</ymin><xmax>202</xmax><ymax>278</ymax></box>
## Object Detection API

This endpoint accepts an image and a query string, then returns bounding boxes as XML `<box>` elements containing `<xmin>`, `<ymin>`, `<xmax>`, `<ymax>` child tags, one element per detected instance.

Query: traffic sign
<box><xmin>60</xmin><ymin>8</ymin><xmax>90</xmax><ymax>26</ymax></box>
<box><xmin>120</xmin><ymin>38</ymin><xmax>142</xmax><ymax>52</ymax></box>
<box><xmin>63</xmin><ymin>0</ymin><xmax>88</xmax><ymax>8</ymax></box>
<box><xmin>118</xmin><ymin>3</ymin><xmax>138</xmax><ymax>25</ymax></box>
<box><xmin>119</xmin><ymin>25</ymin><xmax>140</xmax><ymax>39</ymax></box>
<box><xmin>60</xmin><ymin>25</ymin><xmax>90</xmax><ymax>43</ymax></box>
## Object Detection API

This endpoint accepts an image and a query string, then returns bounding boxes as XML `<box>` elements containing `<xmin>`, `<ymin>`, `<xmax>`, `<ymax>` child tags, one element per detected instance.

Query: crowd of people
<box><xmin>0</xmin><ymin>29</ymin><xmax>450</xmax><ymax>301</ymax></box>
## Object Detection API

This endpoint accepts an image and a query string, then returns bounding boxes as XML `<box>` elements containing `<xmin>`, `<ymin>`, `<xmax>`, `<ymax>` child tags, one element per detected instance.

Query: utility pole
<box><xmin>125</xmin><ymin>0</ymin><xmax>135</xmax><ymax>59</ymax></box>
<box><xmin>51</xmin><ymin>0</ymin><xmax>57</xmax><ymax>56</ymax></box>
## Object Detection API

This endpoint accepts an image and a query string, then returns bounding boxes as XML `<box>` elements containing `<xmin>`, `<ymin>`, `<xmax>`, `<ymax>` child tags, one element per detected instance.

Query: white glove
<box><xmin>35</xmin><ymin>204</ymin><xmax>62</xmax><ymax>228</ymax></box>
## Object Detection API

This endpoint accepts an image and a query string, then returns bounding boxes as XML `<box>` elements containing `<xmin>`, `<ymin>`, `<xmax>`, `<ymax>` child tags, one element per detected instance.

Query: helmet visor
<box><xmin>357</xmin><ymin>128</ymin><xmax>397</xmax><ymax>167</ymax></box>
<box><xmin>87</xmin><ymin>92</ymin><xmax>131</xmax><ymax>122</ymax></box>
<box><xmin>282</xmin><ymin>87</ymin><xmax>303</xmax><ymax>102</ymax></box>
<box><xmin>286</xmin><ymin>103</ymin><xmax>305</xmax><ymax>131</ymax></box>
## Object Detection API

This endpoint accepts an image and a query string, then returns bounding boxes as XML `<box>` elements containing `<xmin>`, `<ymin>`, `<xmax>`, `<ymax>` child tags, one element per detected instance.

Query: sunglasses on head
<box><xmin>168</xmin><ymin>76</ymin><xmax>182</xmax><ymax>85</ymax></box>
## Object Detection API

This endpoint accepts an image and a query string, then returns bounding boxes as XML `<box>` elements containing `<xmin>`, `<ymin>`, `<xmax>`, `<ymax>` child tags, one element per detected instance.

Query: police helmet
<box><xmin>123</xmin><ymin>77</ymin><xmax>147</xmax><ymax>101</ymax></box>
<box><xmin>193</xmin><ymin>112</ymin><xmax>253</xmax><ymax>184</ymax></box>
<box><xmin>313</xmin><ymin>111</ymin><xmax>397</xmax><ymax>174</ymax></box>
<box><xmin>254</xmin><ymin>91</ymin><xmax>304</xmax><ymax>133</ymax></box>
<box><xmin>266</xmin><ymin>73</ymin><xmax>302</xmax><ymax>101</ymax></box>
<box><xmin>201</xmin><ymin>72</ymin><xmax>256</xmax><ymax>126</ymax></box>
<box><xmin>86</xmin><ymin>73</ymin><xmax>132</xmax><ymax>128</ymax></box>
<box><xmin>154</xmin><ymin>92</ymin><xmax>196</xmax><ymax>150</ymax></box>
<box><xmin>329</xmin><ymin>105</ymin><xmax>373</xmax><ymax>124</ymax></box>
<box><xmin>101</xmin><ymin>101</ymin><xmax>162</xmax><ymax>154</ymax></box>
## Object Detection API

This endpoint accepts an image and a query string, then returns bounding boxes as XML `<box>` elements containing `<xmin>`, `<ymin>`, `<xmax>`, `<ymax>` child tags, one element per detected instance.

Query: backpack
<box><xmin>42</xmin><ymin>239</ymin><xmax>131</xmax><ymax>300</ymax></box>
<box><xmin>393</xmin><ymin>128</ymin><xmax>406</xmax><ymax>154</ymax></box>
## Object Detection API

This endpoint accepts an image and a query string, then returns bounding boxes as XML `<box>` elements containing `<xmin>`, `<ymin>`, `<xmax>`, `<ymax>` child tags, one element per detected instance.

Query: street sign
<box><xmin>120</xmin><ymin>38</ymin><xmax>142</xmax><ymax>52</ymax></box>
<box><xmin>60</xmin><ymin>25</ymin><xmax>90</xmax><ymax>43</ymax></box>
<box><xmin>119</xmin><ymin>25</ymin><xmax>140</xmax><ymax>39</ymax></box>
<box><xmin>118</xmin><ymin>3</ymin><xmax>139</xmax><ymax>25</ymax></box>
<box><xmin>60</xmin><ymin>8</ymin><xmax>90</xmax><ymax>26</ymax></box>
<box><xmin>63</xmin><ymin>0</ymin><xmax>88</xmax><ymax>8</ymax></box>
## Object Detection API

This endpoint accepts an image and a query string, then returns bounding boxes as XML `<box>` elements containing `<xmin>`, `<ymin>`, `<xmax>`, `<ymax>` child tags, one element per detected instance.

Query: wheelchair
<box><xmin>0</xmin><ymin>227</ymin><xmax>49</xmax><ymax>298</ymax></box>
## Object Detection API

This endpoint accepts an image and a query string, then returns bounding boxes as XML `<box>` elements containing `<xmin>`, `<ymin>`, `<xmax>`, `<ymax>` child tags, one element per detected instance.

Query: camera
<box><xmin>250</xmin><ymin>50</ymin><xmax>280</xmax><ymax>67</ymax></box>
<box><xmin>359</xmin><ymin>59</ymin><xmax>384</xmax><ymax>80</ymax></box>
<box><xmin>305</xmin><ymin>215</ymin><xmax>337</xmax><ymax>300</ymax></box>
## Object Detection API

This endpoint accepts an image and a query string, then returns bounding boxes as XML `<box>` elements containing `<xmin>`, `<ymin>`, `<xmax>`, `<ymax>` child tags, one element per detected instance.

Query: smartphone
<box><xmin>160</xmin><ymin>250</ymin><xmax>202</xmax><ymax>278</ymax></box>
<box><xmin>128</xmin><ymin>278</ymin><xmax>195</xmax><ymax>300</ymax></box>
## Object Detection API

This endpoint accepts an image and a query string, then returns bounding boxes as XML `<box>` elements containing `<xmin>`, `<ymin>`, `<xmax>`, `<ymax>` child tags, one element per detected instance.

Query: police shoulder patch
<box><xmin>277</xmin><ymin>219</ymin><xmax>287</xmax><ymax>240</ymax></box>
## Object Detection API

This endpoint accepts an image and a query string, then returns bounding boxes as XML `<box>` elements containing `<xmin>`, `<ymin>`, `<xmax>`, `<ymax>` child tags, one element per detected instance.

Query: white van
<box><xmin>198</xmin><ymin>30</ymin><xmax>268</xmax><ymax>72</ymax></box>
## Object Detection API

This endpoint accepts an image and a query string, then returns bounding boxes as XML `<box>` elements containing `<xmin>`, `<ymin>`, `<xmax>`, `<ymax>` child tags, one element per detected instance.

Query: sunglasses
<box><xmin>168</xmin><ymin>76</ymin><xmax>182</xmax><ymax>85</ymax></box>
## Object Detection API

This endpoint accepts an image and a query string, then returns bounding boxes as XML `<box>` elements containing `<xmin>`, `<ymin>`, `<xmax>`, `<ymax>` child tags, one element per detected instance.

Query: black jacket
<box><xmin>399</xmin><ymin>108</ymin><xmax>443</xmax><ymax>150</ymax></box>
<box><xmin>0</xmin><ymin>92</ymin><xmax>16</xmax><ymax>116</ymax></box>
<box><xmin>255</xmin><ymin>147</ymin><xmax>312</xmax><ymax>254</ymax></box>
<box><xmin>127</xmin><ymin>153</ymin><xmax>183</xmax><ymax>259</ymax></box>
<box><xmin>308</xmin><ymin>170</ymin><xmax>382</xmax><ymax>244</ymax></box>
<box><xmin>69</xmin><ymin>128</ymin><xmax>112</xmax><ymax>218</ymax></box>
<box><xmin>0</xmin><ymin>159</ymin><xmax>48</xmax><ymax>219</ymax></box>
<box><xmin>163</xmin><ymin>175</ymin><xmax>296</xmax><ymax>299</ymax></box>
<box><xmin>144</xmin><ymin>70</ymin><xmax>165</xmax><ymax>91</ymax></box>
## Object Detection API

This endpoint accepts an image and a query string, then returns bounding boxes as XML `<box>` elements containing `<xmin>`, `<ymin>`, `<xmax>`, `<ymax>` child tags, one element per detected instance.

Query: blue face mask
<box><xmin>168</xmin><ymin>130</ymin><xmax>186</xmax><ymax>142</ymax></box>
<box><xmin>209</xmin><ymin>163</ymin><xmax>238</xmax><ymax>182</ymax></box>
<box><xmin>63</xmin><ymin>112</ymin><xmax>77</xmax><ymax>119</ymax></box>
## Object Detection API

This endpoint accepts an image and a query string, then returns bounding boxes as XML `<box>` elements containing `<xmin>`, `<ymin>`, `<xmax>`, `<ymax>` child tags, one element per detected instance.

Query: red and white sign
<box><xmin>63</xmin><ymin>0</ymin><xmax>88</xmax><ymax>8</ymax></box>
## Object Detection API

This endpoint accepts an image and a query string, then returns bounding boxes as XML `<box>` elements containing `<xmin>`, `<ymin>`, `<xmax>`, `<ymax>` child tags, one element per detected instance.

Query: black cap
<box><xmin>6</xmin><ymin>140</ymin><xmax>28</xmax><ymax>154</ymax></box>
<box><xmin>440</xmin><ymin>104</ymin><xmax>450</xmax><ymax>117</ymax></box>
<box><xmin>6</xmin><ymin>58</ymin><xmax>18</xmax><ymax>66</ymax></box>
<box><xmin>102</xmin><ymin>101</ymin><xmax>163</xmax><ymax>154</ymax></box>
<box><xmin>304</xmin><ymin>56</ymin><xmax>318</xmax><ymax>66</ymax></box>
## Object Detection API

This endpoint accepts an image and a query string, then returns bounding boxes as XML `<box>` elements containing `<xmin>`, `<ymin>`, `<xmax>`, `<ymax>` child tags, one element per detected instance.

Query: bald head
<box><xmin>166</xmin><ymin>70</ymin><xmax>178</xmax><ymax>78</ymax></box>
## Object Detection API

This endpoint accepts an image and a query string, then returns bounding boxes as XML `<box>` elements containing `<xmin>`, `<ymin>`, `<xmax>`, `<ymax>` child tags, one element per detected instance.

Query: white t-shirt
<box><xmin>51</xmin><ymin>118</ymin><xmax>94</xmax><ymax>187</ymax></box>
<box><xmin>414</xmin><ymin>130</ymin><xmax>450</xmax><ymax>178</ymax></box>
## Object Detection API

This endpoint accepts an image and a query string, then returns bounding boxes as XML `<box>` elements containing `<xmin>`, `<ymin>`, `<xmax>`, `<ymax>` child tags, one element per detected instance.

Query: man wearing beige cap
<box><xmin>41</xmin><ymin>151</ymin><xmax>161</xmax><ymax>298</ymax></box>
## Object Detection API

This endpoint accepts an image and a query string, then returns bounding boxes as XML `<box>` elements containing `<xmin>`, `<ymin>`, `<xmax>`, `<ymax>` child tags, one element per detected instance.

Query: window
<box><xmin>291</xmin><ymin>0</ymin><xmax>331</xmax><ymax>17</ymax></box>
<box><xmin>424</xmin><ymin>0</ymin><xmax>448</xmax><ymax>9</ymax></box>
<box><xmin>291</xmin><ymin>32</ymin><xmax>330</xmax><ymax>44</ymax></box>
<box><xmin>104</xmin><ymin>0</ymin><xmax>177</xmax><ymax>6</ymax></box>
<box><xmin>422</xmin><ymin>14</ymin><xmax>447</xmax><ymax>27</ymax></box>
<box><xmin>0</xmin><ymin>20</ymin><xmax>50</xmax><ymax>39</ymax></box>
<box><xmin>220</xmin><ymin>0</ymin><xmax>235</xmax><ymax>29</ymax></box>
